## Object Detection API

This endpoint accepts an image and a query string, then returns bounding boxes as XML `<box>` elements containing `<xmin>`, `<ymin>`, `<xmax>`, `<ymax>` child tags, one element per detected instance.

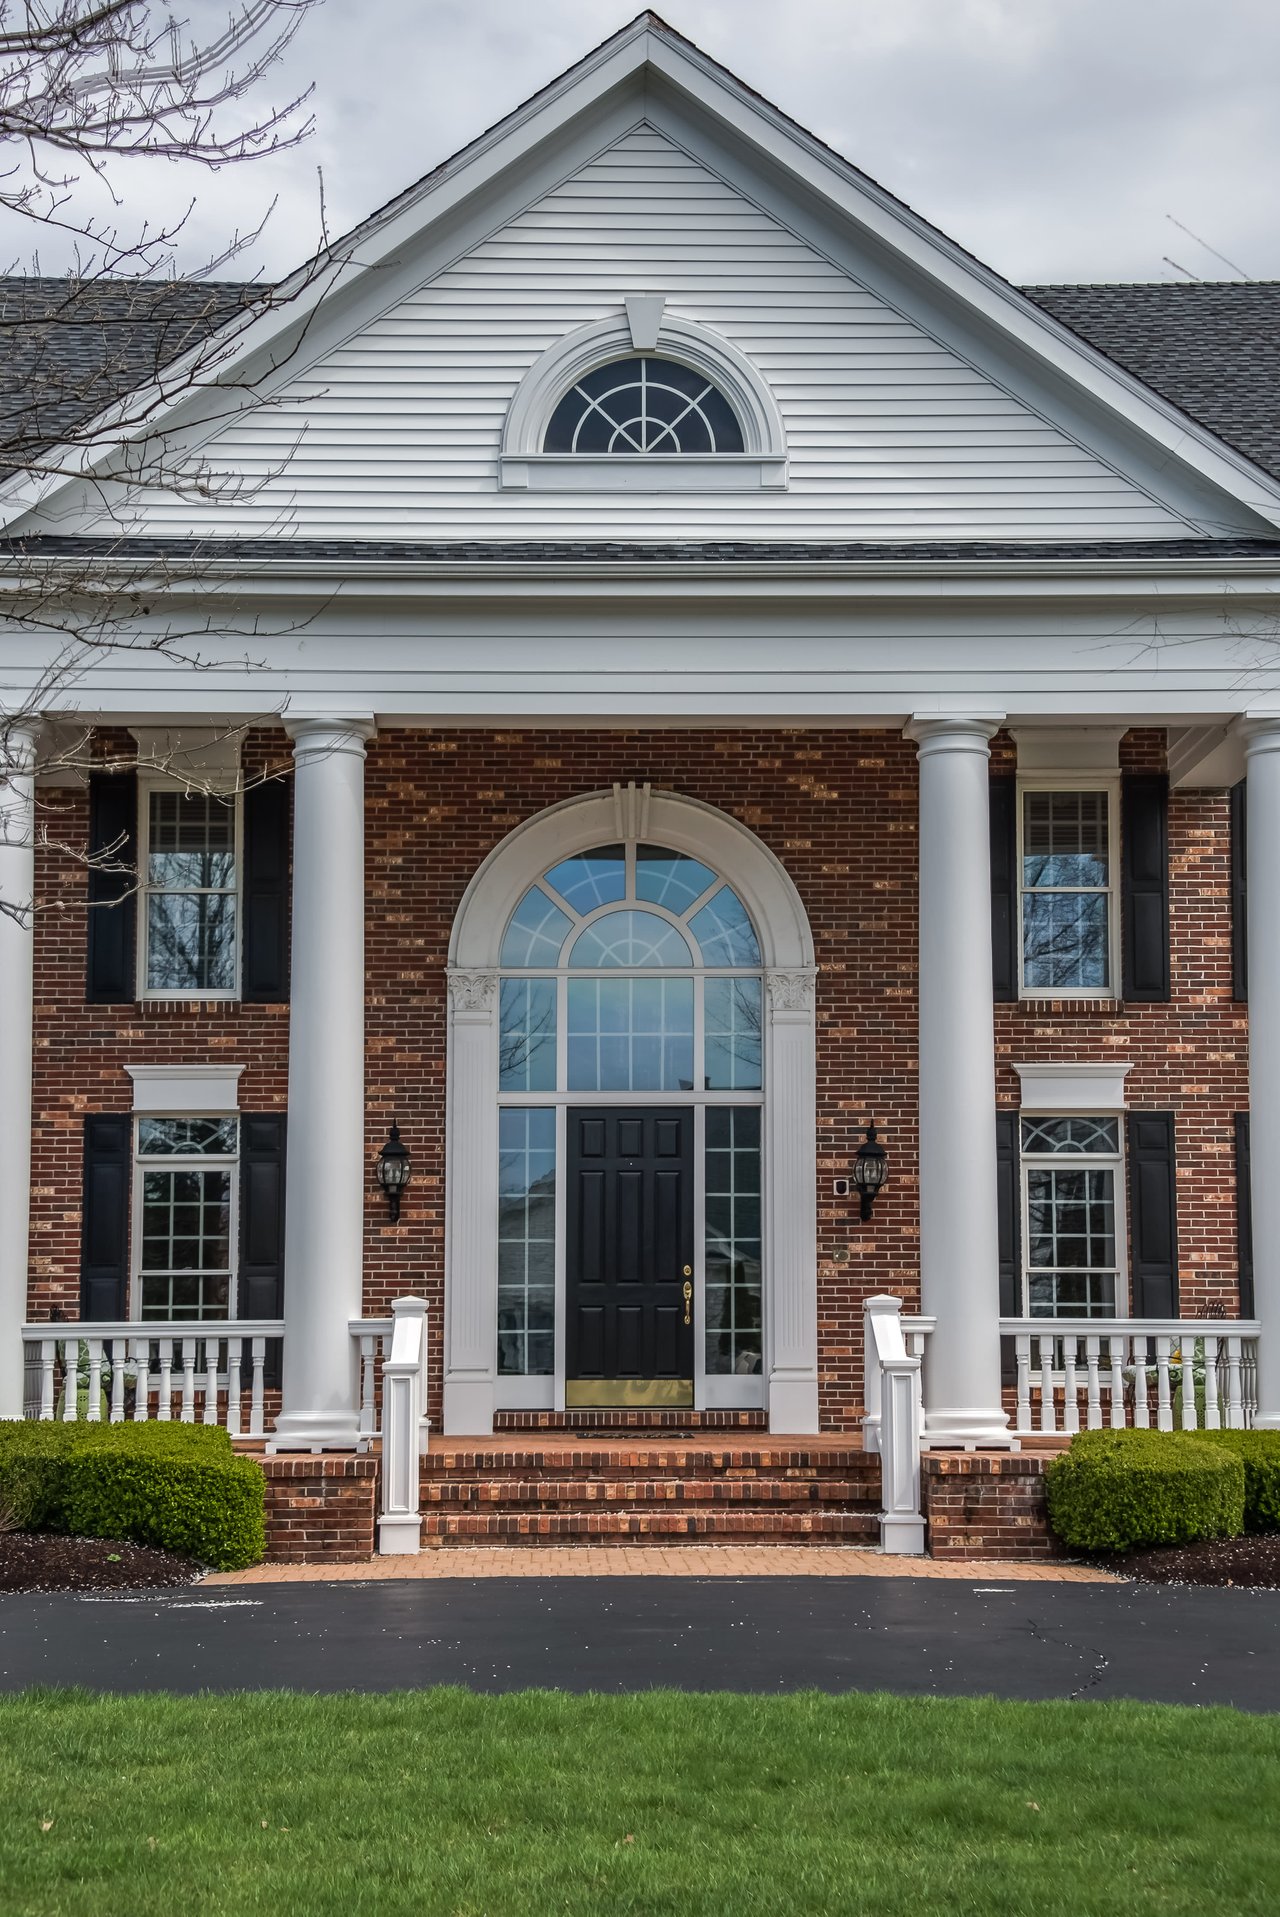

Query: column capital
<box><xmin>1238</xmin><ymin>712</ymin><xmax>1280</xmax><ymax>759</ymax></box>
<box><xmin>904</xmin><ymin>714</ymin><xmax>1005</xmax><ymax>756</ymax></box>
<box><xmin>285</xmin><ymin>715</ymin><xmax>376</xmax><ymax>762</ymax></box>
<box><xmin>0</xmin><ymin>719</ymin><xmax>41</xmax><ymax>774</ymax></box>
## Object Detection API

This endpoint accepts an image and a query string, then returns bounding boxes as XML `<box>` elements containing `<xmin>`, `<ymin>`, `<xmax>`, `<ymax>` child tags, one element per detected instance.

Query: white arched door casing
<box><xmin>444</xmin><ymin>786</ymin><xmax>818</xmax><ymax>1435</ymax></box>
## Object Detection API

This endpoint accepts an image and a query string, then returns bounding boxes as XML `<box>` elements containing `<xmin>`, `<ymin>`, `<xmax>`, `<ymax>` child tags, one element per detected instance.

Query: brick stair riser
<box><xmin>422</xmin><ymin>1478</ymin><xmax>875</xmax><ymax>1510</ymax></box>
<box><xmin>494</xmin><ymin>1411</ymin><xmax>769</xmax><ymax>1433</ymax></box>
<box><xmin>421</xmin><ymin>1511</ymin><xmax>879</xmax><ymax>1545</ymax></box>
<box><xmin>422</xmin><ymin>1448</ymin><xmax>875</xmax><ymax>1477</ymax></box>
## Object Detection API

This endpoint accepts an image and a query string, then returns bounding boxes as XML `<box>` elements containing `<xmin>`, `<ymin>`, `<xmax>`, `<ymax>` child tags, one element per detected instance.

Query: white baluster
<box><xmin>360</xmin><ymin>1332</ymin><xmax>377</xmax><ymax>1437</ymax></box>
<box><xmin>1062</xmin><ymin>1335</ymin><xmax>1080</xmax><ymax>1435</ymax></box>
<box><xmin>1244</xmin><ymin>1341</ymin><xmax>1259</xmax><ymax>1425</ymax></box>
<box><xmin>1038</xmin><ymin>1336</ymin><xmax>1055</xmax><ymax>1433</ymax></box>
<box><xmin>1104</xmin><ymin>1334</ymin><xmax>1123</xmax><ymax>1427</ymax></box>
<box><xmin>1225</xmin><ymin>1335</ymin><xmax>1245</xmax><ymax>1429</ymax></box>
<box><xmin>226</xmin><ymin>1338</ymin><xmax>243</xmax><ymax>1438</ymax></box>
<box><xmin>202</xmin><ymin>1340</ymin><xmax>219</xmax><ymax>1426</ymax></box>
<box><xmin>85</xmin><ymin>1337</ymin><xmax>103</xmax><ymax>1422</ymax></box>
<box><xmin>1181</xmin><ymin>1337</ymin><xmax>1198</xmax><ymax>1431</ymax></box>
<box><xmin>109</xmin><ymin>1338</ymin><xmax>126</xmax><ymax>1424</ymax></box>
<box><xmin>132</xmin><ymin>1340</ymin><xmax>151</xmax><ymax>1420</ymax></box>
<box><xmin>61</xmin><ymin>1338</ymin><xmax>79</xmax><ymax>1420</ymax></box>
<box><xmin>1203</xmin><ymin>1336</ymin><xmax>1221</xmax><ymax>1429</ymax></box>
<box><xmin>1155</xmin><ymin>1336</ymin><xmax>1173</xmax><ymax>1430</ymax></box>
<box><xmin>179</xmin><ymin>1339</ymin><xmax>197</xmax><ymax>1422</ymax></box>
<box><xmin>1085</xmin><ymin>1334</ymin><xmax>1102</xmax><ymax>1428</ymax></box>
<box><xmin>249</xmin><ymin>1337</ymin><xmax>266</xmax><ymax>1439</ymax></box>
<box><xmin>1131</xmin><ymin>1334</ymin><xmax>1151</xmax><ymax>1429</ymax></box>
<box><xmin>39</xmin><ymin>1338</ymin><xmax>56</xmax><ymax>1419</ymax></box>
<box><xmin>157</xmin><ymin>1341</ymin><xmax>173</xmax><ymax>1420</ymax></box>
<box><xmin>1015</xmin><ymin>1334</ymin><xmax>1032</xmax><ymax>1432</ymax></box>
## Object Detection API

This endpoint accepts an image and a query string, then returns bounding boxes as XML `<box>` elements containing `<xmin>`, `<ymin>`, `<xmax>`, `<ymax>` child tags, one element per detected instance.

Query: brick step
<box><xmin>422</xmin><ymin>1446</ymin><xmax>876</xmax><ymax>1479</ymax></box>
<box><xmin>422</xmin><ymin>1476</ymin><xmax>877</xmax><ymax>1511</ymax></box>
<box><xmin>422</xmin><ymin>1508</ymin><xmax>880</xmax><ymax>1546</ymax></box>
<box><xmin>493</xmin><ymin>1410</ymin><xmax>769</xmax><ymax>1433</ymax></box>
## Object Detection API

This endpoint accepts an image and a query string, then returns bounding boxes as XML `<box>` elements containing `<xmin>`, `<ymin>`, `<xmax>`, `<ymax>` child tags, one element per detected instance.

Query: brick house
<box><xmin>2</xmin><ymin>16</ymin><xmax>1277</xmax><ymax>1553</ymax></box>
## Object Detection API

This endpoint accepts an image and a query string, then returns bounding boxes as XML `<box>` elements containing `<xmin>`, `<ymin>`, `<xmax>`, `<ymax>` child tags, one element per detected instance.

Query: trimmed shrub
<box><xmin>1195</xmin><ymin>1429</ymin><xmax>1280</xmax><ymax>1533</ymax></box>
<box><xmin>1045</xmin><ymin>1429</ymin><xmax>1244</xmax><ymax>1553</ymax></box>
<box><xmin>0</xmin><ymin>1422</ymin><xmax>262</xmax><ymax>1570</ymax></box>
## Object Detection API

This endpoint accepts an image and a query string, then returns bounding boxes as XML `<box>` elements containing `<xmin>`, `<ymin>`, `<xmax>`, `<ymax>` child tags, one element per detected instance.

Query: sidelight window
<box><xmin>705</xmin><ymin>1108</ymin><xmax>762</xmax><ymax>1374</ymax></box>
<box><xmin>497</xmin><ymin>1110</ymin><xmax>556</xmax><ymax>1375</ymax></box>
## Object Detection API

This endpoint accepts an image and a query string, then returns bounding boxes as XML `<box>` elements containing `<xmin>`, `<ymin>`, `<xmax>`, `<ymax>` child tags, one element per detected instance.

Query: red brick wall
<box><xmin>29</xmin><ymin>725</ymin><xmax>1249</xmax><ymax>1432</ymax></box>
<box><xmin>258</xmin><ymin>1453</ymin><xmax>378</xmax><ymax>1562</ymax></box>
<box><xmin>921</xmin><ymin>1452</ymin><xmax>1058</xmax><ymax>1560</ymax></box>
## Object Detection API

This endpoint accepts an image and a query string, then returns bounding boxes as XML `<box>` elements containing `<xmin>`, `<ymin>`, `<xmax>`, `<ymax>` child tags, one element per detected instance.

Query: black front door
<box><xmin>566</xmin><ymin>1107</ymin><xmax>695</xmax><ymax>1406</ymax></box>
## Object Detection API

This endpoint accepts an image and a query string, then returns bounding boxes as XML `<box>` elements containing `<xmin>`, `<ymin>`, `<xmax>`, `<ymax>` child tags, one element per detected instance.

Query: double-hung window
<box><xmin>1018</xmin><ymin>784</ymin><xmax>1118</xmax><ymax>995</ymax></box>
<box><xmin>1021</xmin><ymin>1115</ymin><xmax>1124</xmax><ymax>1318</ymax></box>
<box><xmin>134</xmin><ymin>1117</ymin><xmax>238</xmax><ymax>1322</ymax></box>
<box><xmin>139</xmin><ymin>785</ymin><xmax>240</xmax><ymax>997</ymax></box>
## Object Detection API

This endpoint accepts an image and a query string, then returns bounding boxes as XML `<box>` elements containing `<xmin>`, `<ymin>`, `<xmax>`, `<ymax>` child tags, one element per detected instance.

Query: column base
<box><xmin>921</xmin><ymin>1405</ymin><xmax>1016</xmax><ymax>1450</ymax></box>
<box><xmin>266</xmin><ymin>1408</ymin><xmax>366</xmax><ymax>1453</ymax></box>
<box><xmin>879</xmin><ymin>1513</ymin><xmax>926</xmax><ymax>1555</ymax></box>
<box><xmin>767</xmin><ymin>1371</ymin><xmax>819</xmax><ymax>1434</ymax></box>
<box><xmin>378</xmin><ymin>1514</ymin><xmax>422</xmax><ymax>1556</ymax></box>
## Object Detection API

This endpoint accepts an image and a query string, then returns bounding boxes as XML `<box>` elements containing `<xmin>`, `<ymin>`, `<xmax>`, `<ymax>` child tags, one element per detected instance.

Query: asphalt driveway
<box><xmin>1</xmin><ymin>1576</ymin><xmax>1277</xmax><ymax>1708</ymax></box>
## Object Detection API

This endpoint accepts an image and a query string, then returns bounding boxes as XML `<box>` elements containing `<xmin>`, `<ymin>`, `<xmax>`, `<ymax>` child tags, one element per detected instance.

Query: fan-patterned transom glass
<box><xmin>543</xmin><ymin>356</ymin><xmax>746</xmax><ymax>455</ymax></box>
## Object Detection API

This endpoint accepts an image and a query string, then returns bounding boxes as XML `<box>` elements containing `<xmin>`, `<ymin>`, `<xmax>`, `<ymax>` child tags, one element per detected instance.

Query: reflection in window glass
<box><xmin>567</xmin><ymin>977</ymin><xmax>694</xmax><ymax>1091</ymax></box>
<box><xmin>704</xmin><ymin>976</ymin><xmax>762</xmax><ymax>1090</ymax></box>
<box><xmin>635</xmin><ymin>845</ymin><xmax>716</xmax><ymax>912</ymax></box>
<box><xmin>1021</xmin><ymin>790</ymin><xmax>1111</xmax><ymax>991</ymax></box>
<box><xmin>544</xmin><ymin>845</ymin><xmax>625</xmax><ymax>914</ymax></box>
<box><xmin>543</xmin><ymin>356</ymin><xmax>746</xmax><ymax>455</ymax></box>
<box><xmin>136</xmin><ymin>1116</ymin><xmax>237</xmax><ymax>1321</ymax></box>
<box><xmin>145</xmin><ymin>790</ymin><xmax>237</xmax><ymax>992</ymax></box>
<box><xmin>500</xmin><ymin>886</ymin><xmax>574</xmax><ymax>968</ymax></box>
<box><xmin>138</xmin><ymin>1117</ymin><xmax>237</xmax><ymax>1156</ymax></box>
<box><xmin>1021</xmin><ymin>1113</ymin><xmax>1120</xmax><ymax>1319</ymax></box>
<box><xmin>499</xmin><ymin>979</ymin><xmax>557</xmax><ymax>1092</ymax></box>
<box><xmin>705</xmin><ymin>1108</ymin><xmax>762</xmax><ymax>1374</ymax></box>
<box><xmin>498</xmin><ymin>1109</ymin><xmax>556</xmax><ymax>1375</ymax></box>
<box><xmin>569</xmin><ymin>910</ymin><xmax>693</xmax><ymax>969</ymax></box>
<box><xmin>689</xmin><ymin>886</ymin><xmax>761</xmax><ymax>966</ymax></box>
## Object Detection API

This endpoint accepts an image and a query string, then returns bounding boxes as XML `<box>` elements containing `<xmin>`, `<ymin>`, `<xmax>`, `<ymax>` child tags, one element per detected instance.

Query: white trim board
<box><xmin>125</xmin><ymin>1065</ymin><xmax>245</xmax><ymax>1113</ymax></box>
<box><xmin>1013</xmin><ymin>1063</ymin><xmax>1133</xmax><ymax>1112</ymax></box>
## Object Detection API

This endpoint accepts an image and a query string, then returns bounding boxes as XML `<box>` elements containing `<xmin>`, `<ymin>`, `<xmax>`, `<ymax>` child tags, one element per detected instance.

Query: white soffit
<box><xmin>125</xmin><ymin>1065</ymin><xmax>244</xmax><ymax>1113</ymax></box>
<box><xmin>1013</xmin><ymin>1062</ymin><xmax>1132</xmax><ymax>1112</ymax></box>
<box><xmin>1011</xmin><ymin>727</ymin><xmax>1126</xmax><ymax>775</ymax></box>
<box><xmin>130</xmin><ymin>726</ymin><xmax>243</xmax><ymax>791</ymax></box>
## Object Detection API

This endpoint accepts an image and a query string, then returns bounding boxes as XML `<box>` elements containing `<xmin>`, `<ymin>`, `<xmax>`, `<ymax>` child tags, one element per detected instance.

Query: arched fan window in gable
<box><xmin>543</xmin><ymin>356</ymin><xmax>746</xmax><ymax>455</ymax></box>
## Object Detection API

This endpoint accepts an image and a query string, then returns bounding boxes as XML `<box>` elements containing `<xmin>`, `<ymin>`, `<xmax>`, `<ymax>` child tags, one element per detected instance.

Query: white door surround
<box><xmin>443</xmin><ymin>785</ymin><xmax>818</xmax><ymax>1436</ymax></box>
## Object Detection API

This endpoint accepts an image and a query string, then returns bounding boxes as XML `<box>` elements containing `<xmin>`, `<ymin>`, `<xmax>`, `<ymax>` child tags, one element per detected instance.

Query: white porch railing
<box><xmin>1001</xmin><ymin>1319</ymin><xmax>1262</xmax><ymax>1435</ymax></box>
<box><xmin>351</xmin><ymin>1316</ymin><xmax>393</xmax><ymax>1438</ymax></box>
<box><xmin>20</xmin><ymin>1322</ymin><xmax>285</xmax><ymax>1437</ymax></box>
<box><xmin>861</xmin><ymin>1296</ymin><xmax>934</xmax><ymax>1555</ymax></box>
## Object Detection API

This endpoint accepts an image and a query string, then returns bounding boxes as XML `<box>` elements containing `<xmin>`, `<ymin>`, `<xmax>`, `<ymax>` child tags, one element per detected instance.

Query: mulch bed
<box><xmin>0</xmin><ymin>1532</ymin><xmax>203</xmax><ymax>1594</ymax></box>
<box><xmin>1107</xmin><ymin>1533</ymin><xmax>1280</xmax><ymax>1589</ymax></box>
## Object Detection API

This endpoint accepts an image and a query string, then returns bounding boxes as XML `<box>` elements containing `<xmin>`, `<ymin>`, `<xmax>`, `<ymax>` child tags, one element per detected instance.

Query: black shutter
<box><xmin>241</xmin><ymin>778</ymin><xmax>291</xmax><ymax>1002</ymax></box>
<box><xmin>1235</xmin><ymin>1113</ymin><xmax>1254</xmax><ymax>1318</ymax></box>
<box><xmin>990</xmin><ymin>777</ymin><xmax>1018</xmax><ymax>1002</ymax></box>
<box><xmin>996</xmin><ymin>1108</ymin><xmax>1021</xmax><ymax>1384</ymax></box>
<box><xmin>86</xmin><ymin>772</ymin><xmax>137</xmax><ymax>1003</ymax></box>
<box><xmin>80</xmin><ymin>1115</ymin><xmax>130</xmax><ymax>1320</ymax></box>
<box><xmin>1127</xmin><ymin>1112</ymin><xmax>1179</xmax><ymax>1317</ymax></box>
<box><xmin>1231</xmin><ymin>780</ymin><xmax>1248</xmax><ymax>1002</ymax></box>
<box><xmin>239</xmin><ymin>1114</ymin><xmax>286</xmax><ymax>1386</ymax></box>
<box><xmin>1121</xmin><ymin>773</ymin><xmax>1171</xmax><ymax>1002</ymax></box>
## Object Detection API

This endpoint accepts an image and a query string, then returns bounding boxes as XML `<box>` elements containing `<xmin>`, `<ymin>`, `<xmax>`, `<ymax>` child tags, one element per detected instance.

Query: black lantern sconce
<box><xmin>851</xmin><ymin>1121</ymin><xmax>888</xmax><ymax>1222</ymax></box>
<box><xmin>376</xmin><ymin>1121</ymin><xmax>412</xmax><ymax>1223</ymax></box>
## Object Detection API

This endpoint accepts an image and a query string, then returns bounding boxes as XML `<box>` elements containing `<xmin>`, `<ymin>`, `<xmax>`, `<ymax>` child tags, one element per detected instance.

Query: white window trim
<box><xmin>1019</xmin><ymin>1113</ymin><xmax>1128</xmax><ymax>1320</ymax></box>
<box><xmin>126</xmin><ymin>1064</ymin><xmax>244</xmax><ymax>1113</ymax></box>
<box><xmin>1013</xmin><ymin>1062</ymin><xmax>1131</xmax><ymax>1113</ymax></box>
<box><xmin>500</xmin><ymin>311</ymin><xmax>788</xmax><ymax>493</ymax></box>
<box><xmin>1016</xmin><ymin>774</ymin><xmax>1121</xmax><ymax>1000</ymax></box>
<box><xmin>136</xmin><ymin>776</ymin><xmax>243</xmax><ymax>1002</ymax></box>
<box><xmin>130</xmin><ymin>1113</ymin><xmax>240</xmax><ymax>1325</ymax></box>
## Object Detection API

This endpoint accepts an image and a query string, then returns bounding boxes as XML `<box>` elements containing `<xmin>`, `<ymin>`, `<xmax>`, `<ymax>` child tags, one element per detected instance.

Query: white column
<box><xmin>765</xmin><ymin>967</ymin><xmax>819</xmax><ymax>1432</ymax></box>
<box><xmin>1244</xmin><ymin>718</ymin><xmax>1280</xmax><ymax>1426</ymax></box>
<box><xmin>906</xmin><ymin>716</ymin><xmax>1010</xmax><ymax>1445</ymax></box>
<box><xmin>272</xmin><ymin>717</ymin><xmax>374</xmax><ymax>1450</ymax></box>
<box><xmin>443</xmin><ymin>968</ymin><xmax>500</xmax><ymax>1434</ymax></box>
<box><xmin>0</xmin><ymin>723</ymin><xmax>36</xmax><ymax>1419</ymax></box>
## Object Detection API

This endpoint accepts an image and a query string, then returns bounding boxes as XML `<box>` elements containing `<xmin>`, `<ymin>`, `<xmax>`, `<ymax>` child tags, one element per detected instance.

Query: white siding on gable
<box><xmin>84</xmin><ymin>126</ymin><xmax>1194</xmax><ymax>540</ymax></box>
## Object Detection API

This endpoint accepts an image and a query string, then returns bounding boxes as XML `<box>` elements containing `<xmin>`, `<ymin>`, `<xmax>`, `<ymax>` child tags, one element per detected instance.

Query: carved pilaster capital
<box><xmin>447</xmin><ymin>968</ymin><xmax>499</xmax><ymax>1013</ymax></box>
<box><xmin>765</xmin><ymin>967</ymin><xmax>817</xmax><ymax>1014</ymax></box>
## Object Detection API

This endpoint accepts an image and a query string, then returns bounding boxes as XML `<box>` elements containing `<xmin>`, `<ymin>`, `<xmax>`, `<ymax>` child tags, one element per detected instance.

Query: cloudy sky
<box><xmin>21</xmin><ymin>0</ymin><xmax>1280</xmax><ymax>285</ymax></box>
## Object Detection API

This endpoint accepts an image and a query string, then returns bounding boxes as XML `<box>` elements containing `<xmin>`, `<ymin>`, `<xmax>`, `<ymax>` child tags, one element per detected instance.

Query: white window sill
<box><xmin>500</xmin><ymin>454</ymin><xmax>788</xmax><ymax>493</ymax></box>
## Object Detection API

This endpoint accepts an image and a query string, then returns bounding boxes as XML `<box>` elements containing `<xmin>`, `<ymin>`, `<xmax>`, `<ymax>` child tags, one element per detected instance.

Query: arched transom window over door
<box><xmin>497</xmin><ymin>841</ymin><xmax>765</xmax><ymax>1400</ymax></box>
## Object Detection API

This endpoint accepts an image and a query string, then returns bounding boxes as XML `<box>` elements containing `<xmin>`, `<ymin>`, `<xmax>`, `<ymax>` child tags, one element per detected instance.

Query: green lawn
<box><xmin>1</xmin><ymin>1689</ymin><xmax>1278</xmax><ymax>1916</ymax></box>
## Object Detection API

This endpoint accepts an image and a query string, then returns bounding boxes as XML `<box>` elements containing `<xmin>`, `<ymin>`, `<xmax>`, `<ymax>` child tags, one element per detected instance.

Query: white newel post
<box><xmin>0</xmin><ymin>724</ymin><xmax>36</xmax><ymax>1419</ymax></box>
<box><xmin>378</xmin><ymin>1294</ymin><xmax>427</xmax><ymax>1553</ymax></box>
<box><xmin>1245</xmin><ymin>717</ymin><xmax>1280</xmax><ymax>1427</ymax></box>
<box><xmin>906</xmin><ymin>716</ymin><xmax>1010</xmax><ymax>1445</ymax></box>
<box><xmin>272</xmin><ymin>716</ymin><xmax>375</xmax><ymax>1450</ymax></box>
<box><xmin>764</xmin><ymin>968</ymin><xmax>820</xmax><ymax>1432</ymax></box>
<box><xmin>443</xmin><ymin>968</ymin><xmax>500</xmax><ymax>1435</ymax></box>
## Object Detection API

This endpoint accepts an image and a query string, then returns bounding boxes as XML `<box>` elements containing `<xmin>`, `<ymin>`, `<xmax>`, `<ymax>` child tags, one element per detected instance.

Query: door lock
<box><xmin>682</xmin><ymin>1280</ymin><xmax>693</xmax><ymax>1325</ymax></box>
<box><xmin>682</xmin><ymin>1264</ymin><xmax>692</xmax><ymax>1277</ymax></box>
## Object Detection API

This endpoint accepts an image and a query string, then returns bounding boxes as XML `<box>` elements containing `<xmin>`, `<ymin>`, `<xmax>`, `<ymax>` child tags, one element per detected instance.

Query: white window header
<box><xmin>1013</xmin><ymin>1062</ymin><xmax>1132</xmax><ymax>1113</ymax></box>
<box><xmin>125</xmin><ymin>1064</ymin><xmax>244</xmax><ymax>1114</ymax></box>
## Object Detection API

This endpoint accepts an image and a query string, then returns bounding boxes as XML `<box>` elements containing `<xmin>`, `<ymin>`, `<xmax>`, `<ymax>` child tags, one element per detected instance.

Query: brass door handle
<box><xmin>682</xmin><ymin>1280</ymin><xmax>693</xmax><ymax>1325</ymax></box>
